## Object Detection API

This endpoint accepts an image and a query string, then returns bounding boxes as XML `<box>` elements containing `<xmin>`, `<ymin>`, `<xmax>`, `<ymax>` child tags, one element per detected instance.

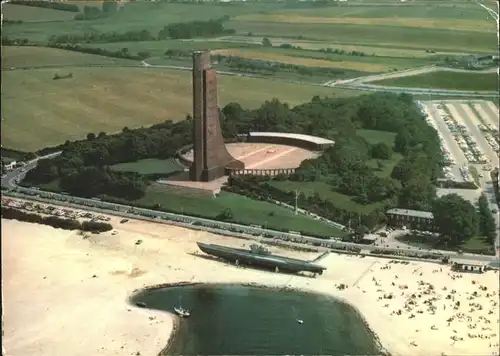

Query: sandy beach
<box><xmin>2</xmin><ymin>213</ymin><xmax>499</xmax><ymax>356</ymax></box>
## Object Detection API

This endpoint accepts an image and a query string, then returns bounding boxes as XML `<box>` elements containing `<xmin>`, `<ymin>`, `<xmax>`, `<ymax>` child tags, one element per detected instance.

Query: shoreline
<box><xmin>129</xmin><ymin>281</ymin><xmax>390</xmax><ymax>356</ymax></box>
<box><xmin>2</xmin><ymin>217</ymin><xmax>499</xmax><ymax>356</ymax></box>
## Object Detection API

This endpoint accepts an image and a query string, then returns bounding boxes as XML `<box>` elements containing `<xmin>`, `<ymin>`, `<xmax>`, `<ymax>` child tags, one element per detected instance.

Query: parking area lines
<box><xmin>455</xmin><ymin>103</ymin><xmax>498</xmax><ymax>165</ymax></box>
<box><xmin>423</xmin><ymin>102</ymin><xmax>466</xmax><ymax>181</ymax></box>
<box><xmin>483</xmin><ymin>101</ymin><xmax>500</xmax><ymax>130</ymax></box>
<box><xmin>472</xmin><ymin>102</ymin><xmax>498</xmax><ymax>131</ymax></box>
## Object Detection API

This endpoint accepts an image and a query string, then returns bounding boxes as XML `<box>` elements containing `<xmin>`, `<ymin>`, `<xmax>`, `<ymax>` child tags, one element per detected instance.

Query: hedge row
<box><xmin>1</xmin><ymin>207</ymin><xmax>113</xmax><ymax>232</ymax></box>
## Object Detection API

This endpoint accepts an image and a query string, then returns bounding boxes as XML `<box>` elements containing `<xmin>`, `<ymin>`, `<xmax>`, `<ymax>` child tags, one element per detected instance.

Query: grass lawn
<box><xmin>2</xmin><ymin>53</ymin><xmax>358</xmax><ymax>151</ymax></box>
<box><xmin>2</xmin><ymin>4</ymin><xmax>76</xmax><ymax>22</ymax></box>
<box><xmin>397</xmin><ymin>233</ymin><xmax>495</xmax><ymax>255</ymax></box>
<box><xmin>134</xmin><ymin>183</ymin><xmax>344</xmax><ymax>236</ymax></box>
<box><xmin>370</xmin><ymin>72</ymin><xmax>499</xmax><ymax>92</ymax></box>
<box><xmin>2</xmin><ymin>46</ymin><xmax>136</xmax><ymax>69</ymax></box>
<box><xmin>357</xmin><ymin>129</ymin><xmax>402</xmax><ymax>178</ymax></box>
<box><xmin>269</xmin><ymin>180</ymin><xmax>384</xmax><ymax>215</ymax></box>
<box><xmin>357</xmin><ymin>129</ymin><xmax>397</xmax><ymax>145</ymax></box>
<box><xmin>110</xmin><ymin>158</ymin><xmax>182</xmax><ymax>175</ymax></box>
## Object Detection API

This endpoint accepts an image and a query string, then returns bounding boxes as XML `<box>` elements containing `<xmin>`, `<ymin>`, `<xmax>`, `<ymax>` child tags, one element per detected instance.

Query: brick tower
<box><xmin>189</xmin><ymin>51</ymin><xmax>244</xmax><ymax>182</ymax></box>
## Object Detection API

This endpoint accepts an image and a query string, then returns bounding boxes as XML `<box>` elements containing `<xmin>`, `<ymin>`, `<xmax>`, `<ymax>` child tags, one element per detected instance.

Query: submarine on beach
<box><xmin>196</xmin><ymin>242</ymin><xmax>327</xmax><ymax>275</ymax></box>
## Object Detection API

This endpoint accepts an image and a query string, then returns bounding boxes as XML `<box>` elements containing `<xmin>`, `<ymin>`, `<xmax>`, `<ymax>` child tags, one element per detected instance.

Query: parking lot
<box><xmin>420</xmin><ymin>100</ymin><xmax>499</xmax><ymax>184</ymax></box>
<box><xmin>1</xmin><ymin>197</ymin><xmax>111</xmax><ymax>222</ymax></box>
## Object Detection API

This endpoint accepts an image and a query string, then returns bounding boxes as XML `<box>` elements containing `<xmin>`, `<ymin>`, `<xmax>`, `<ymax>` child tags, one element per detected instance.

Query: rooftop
<box><xmin>247</xmin><ymin>132</ymin><xmax>335</xmax><ymax>145</ymax></box>
<box><xmin>386</xmin><ymin>208</ymin><xmax>434</xmax><ymax>219</ymax></box>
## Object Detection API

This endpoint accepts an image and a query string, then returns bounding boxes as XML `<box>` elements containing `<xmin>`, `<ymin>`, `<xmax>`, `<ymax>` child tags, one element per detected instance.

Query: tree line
<box><xmin>74</xmin><ymin>0</ymin><xmax>119</xmax><ymax>20</ymax></box>
<box><xmin>48</xmin><ymin>18</ymin><xmax>233</xmax><ymax>45</ymax></box>
<box><xmin>48</xmin><ymin>43</ymin><xmax>152</xmax><ymax>60</ymax></box>
<box><xmin>25</xmin><ymin>119</ymin><xmax>192</xmax><ymax>198</ymax></box>
<box><xmin>430</xmin><ymin>193</ymin><xmax>495</xmax><ymax>252</ymax></box>
<box><xmin>164</xmin><ymin>49</ymin><xmax>362</xmax><ymax>79</ymax></box>
<box><xmin>2</xmin><ymin>207</ymin><xmax>113</xmax><ymax>232</ymax></box>
<box><xmin>9</xmin><ymin>0</ymin><xmax>80</xmax><ymax>12</ymax></box>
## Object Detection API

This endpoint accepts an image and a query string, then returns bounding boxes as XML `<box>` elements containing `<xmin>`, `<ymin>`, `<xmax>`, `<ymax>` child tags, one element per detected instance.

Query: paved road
<box><xmin>1</xmin><ymin>151</ymin><xmax>62</xmax><ymax>189</ymax></box>
<box><xmin>2</xmin><ymin>153</ymin><xmax>498</xmax><ymax>265</ymax></box>
<box><xmin>323</xmin><ymin>65</ymin><xmax>499</xmax><ymax>97</ymax></box>
<box><xmin>142</xmin><ymin>60</ymin><xmax>500</xmax><ymax>98</ymax></box>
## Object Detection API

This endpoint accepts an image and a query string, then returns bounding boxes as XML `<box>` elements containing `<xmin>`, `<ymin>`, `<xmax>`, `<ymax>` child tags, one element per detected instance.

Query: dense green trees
<box><xmin>2</xmin><ymin>207</ymin><xmax>113</xmax><ymax>232</ymax></box>
<box><xmin>49</xmin><ymin>30</ymin><xmax>156</xmax><ymax>45</ymax></box>
<box><xmin>477</xmin><ymin>193</ymin><xmax>496</xmax><ymax>244</ymax></box>
<box><xmin>158</xmin><ymin>19</ymin><xmax>234</xmax><ymax>40</ymax></box>
<box><xmin>432</xmin><ymin>194</ymin><xmax>478</xmax><ymax>246</ymax></box>
<box><xmin>25</xmin><ymin>119</ymin><xmax>192</xmax><ymax>198</ymax></box>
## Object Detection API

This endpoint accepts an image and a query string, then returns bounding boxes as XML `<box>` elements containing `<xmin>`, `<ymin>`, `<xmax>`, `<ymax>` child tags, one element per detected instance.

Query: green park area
<box><xmin>133</xmin><ymin>183</ymin><xmax>344</xmax><ymax>237</ymax></box>
<box><xmin>371</xmin><ymin>71</ymin><xmax>499</xmax><ymax>92</ymax></box>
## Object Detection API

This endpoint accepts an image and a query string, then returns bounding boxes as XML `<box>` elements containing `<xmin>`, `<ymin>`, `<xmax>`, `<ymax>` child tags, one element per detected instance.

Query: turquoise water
<box><xmin>131</xmin><ymin>284</ymin><xmax>382</xmax><ymax>355</ymax></box>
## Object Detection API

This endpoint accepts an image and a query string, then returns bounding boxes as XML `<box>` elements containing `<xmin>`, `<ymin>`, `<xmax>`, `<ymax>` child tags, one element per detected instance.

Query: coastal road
<box><xmin>3</xmin><ymin>151</ymin><xmax>498</xmax><ymax>264</ymax></box>
<box><xmin>1</xmin><ymin>151</ymin><xmax>62</xmax><ymax>189</ymax></box>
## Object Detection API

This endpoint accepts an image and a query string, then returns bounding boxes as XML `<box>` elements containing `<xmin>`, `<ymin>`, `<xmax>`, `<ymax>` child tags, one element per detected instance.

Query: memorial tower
<box><xmin>189</xmin><ymin>51</ymin><xmax>244</xmax><ymax>182</ymax></box>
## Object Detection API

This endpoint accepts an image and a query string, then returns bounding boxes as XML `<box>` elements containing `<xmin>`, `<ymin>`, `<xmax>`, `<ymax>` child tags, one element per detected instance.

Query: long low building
<box><xmin>239</xmin><ymin>132</ymin><xmax>335</xmax><ymax>151</ymax></box>
<box><xmin>386</xmin><ymin>208</ymin><xmax>436</xmax><ymax>231</ymax></box>
<box><xmin>197</xmin><ymin>242</ymin><xmax>326</xmax><ymax>275</ymax></box>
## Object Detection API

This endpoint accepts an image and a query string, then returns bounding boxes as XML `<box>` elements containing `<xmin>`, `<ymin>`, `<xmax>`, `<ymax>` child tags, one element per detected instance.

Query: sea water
<box><xmin>131</xmin><ymin>284</ymin><xmax>381</xmax><ymax>355</ymax></box>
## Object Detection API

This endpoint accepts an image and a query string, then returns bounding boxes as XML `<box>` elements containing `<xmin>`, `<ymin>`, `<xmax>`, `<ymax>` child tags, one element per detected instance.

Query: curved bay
<box><xmin>131</xmin><ymin>284</ymin><xmax>380</xmax><ymax>355</ymax></box>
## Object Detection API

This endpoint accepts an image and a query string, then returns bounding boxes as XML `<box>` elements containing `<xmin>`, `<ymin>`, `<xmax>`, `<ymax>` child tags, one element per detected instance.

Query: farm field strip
<box><xmin>449</xmin><ymin>103</ymin><xmax>497</xmax><ymax>164</ymax></box>
<box><xmin>211</xmin><ymin>49</ymin><xmax>386</xmax><ymax>71</ymax></box>
<box><xmin>1</xmin><ymin>46</ymin><xmax>136</xmax><ymax>69</ymax></box>
<box><xmin>215</xmin><ymin>36</ymin><xmax>469</xmax><ymax>57</ymax></box>
<box><xmin>233</xmin><ymin>14</ymin><xmax>494</xmax><ymax>33</ymax></box>
<box><xmin>472</xmin><ymin>103</ymin><xmax>499</xmax><ymax>131</ymax></box>
<box><xmin>2</xmin><ymin>3</ymin><xmax>76</xmax><ymax>22</ymax></box>
<box><xmin>425</xmin><ymin>103</ymin><xmax>468</xmax><ymax>170</ymax></box>
<box><xmin>227</xmin><ymin>21</ymin><xmax>497</xmax><ymax>53</ymax></box>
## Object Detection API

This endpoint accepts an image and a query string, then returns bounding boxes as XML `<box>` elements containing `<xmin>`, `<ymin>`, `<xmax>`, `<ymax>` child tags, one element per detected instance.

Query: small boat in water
<box><xmin>174</xmin><ymin>306</ymin><xmax>191</xmax><ymax>318</ymax></box>
<box><xmin>296</xmin><ymin>319</ymin><xmax>304</xmax><ymax>324</ymax></box>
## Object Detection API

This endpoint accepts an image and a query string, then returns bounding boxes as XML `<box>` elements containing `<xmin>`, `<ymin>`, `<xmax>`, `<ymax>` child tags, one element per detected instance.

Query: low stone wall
<box><xmin>225</xmin><ymin>167</ymin><xmax>296</xmax><ymax>177</ymax></box>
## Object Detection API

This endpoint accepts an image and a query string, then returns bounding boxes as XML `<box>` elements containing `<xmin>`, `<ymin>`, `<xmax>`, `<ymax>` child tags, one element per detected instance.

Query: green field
<box><xmin>134</xmin><ymin>183</ymin><xmax>345</xmax><ymax>236</ymax></box>
<box><xmin>2</xmin><ymin>3</ymin><xmax>76</xmax><ymax>22</ymax></box>
<box><xmin>370</xmin><ymin>71</ymin><xmax>499</xmax><ymax>92</ymax></box>
<box><xmin>3</xmin><ymin>1</ymin><xmax>497</xmax><ymax>152</ymax></box>
<box><xmin>2</xmin><ymin>46</ymin><xmax>135</xmax><ymax>69</ymax></box>
<box><xmin>2</xmin><ymin>47</ymin><xmax>357</xmax><ymax>152</ymax></box>
<box><xmin>110</xmin><ymin>158</ymin><xmax>182</xmax><ymax>175</ymax></box>
<box><xmin>357</xmin><ymin>129</ymin><xmax>397</xmax><ymax>145</ymax></box>
<box><xmin>2</xmin><ymin>2</ymin><xmax>283</xmax><ymax>43</ymax></box>
<box><xmin>270</xmin><ymin>180</ymin><xmax>384</xmax><ymax>215</ymax></box>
